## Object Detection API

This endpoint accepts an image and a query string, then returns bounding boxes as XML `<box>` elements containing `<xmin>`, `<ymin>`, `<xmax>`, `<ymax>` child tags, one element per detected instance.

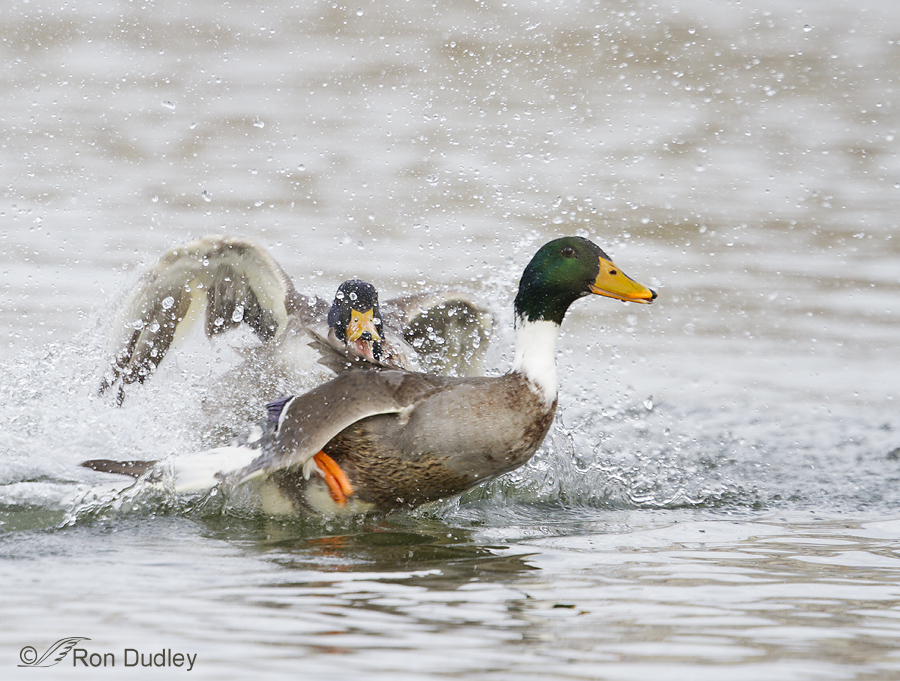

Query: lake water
<box><xmin>2</xmin><ymin>0</ymin><xmax>900</xmax><ymax>678</ymax></box>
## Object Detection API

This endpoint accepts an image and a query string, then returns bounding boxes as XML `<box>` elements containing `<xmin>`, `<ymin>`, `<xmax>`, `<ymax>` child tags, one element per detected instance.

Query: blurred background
<box><xmin>2</xmin><ymin>0</ymin><xmax>898</xmax><ymax>405</ymax></box>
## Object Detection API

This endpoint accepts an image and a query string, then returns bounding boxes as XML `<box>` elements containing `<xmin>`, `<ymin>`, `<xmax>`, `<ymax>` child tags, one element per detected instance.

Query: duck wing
<box><xmin>237</xmin><ymin>370</ymin><xmax>443</xmax><ymax>481</ymax></box>
<box><xmin>100</xmin><ymin>236</ymin><xmax>321</xmax><ymax>402</ymax></box>
<box><xmin>382</xmin><ymin>290</ymin><xmax>494</xmax><ymax>375</ymax></box>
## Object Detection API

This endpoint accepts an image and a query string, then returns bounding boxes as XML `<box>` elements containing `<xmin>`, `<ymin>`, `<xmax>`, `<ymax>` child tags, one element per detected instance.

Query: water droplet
<box><xmin>232</xmin><ymin>305</ymin><xmax>245</xmax><ymax>323</ymax></box>
<box><xmin>253</xmin><ymin>118</ymin><xmax>265</xmax><ymax>128</ymax></box>
<box><xmin>644</xmin><ymin>397</ymin><xmax>654</xmax><ymax>411</ymax></box>
<box><xmin>161</xmin><ymin>296</ymin><xmax>175</xmax><ymax>310</ymax></box>
<box><xmin>803</xmin><ymin>24</ymin><xmax>812</xmax><ymax>32</ymax></box>
<box><xmin>202</xmin><ymin>189</ymin><xmax>212</xmax><ymax>203</ymax></box>
<box><xmin>162</xmin><ymin>100</ymin><xmax>175</xmax><ymax>110</ymax></box>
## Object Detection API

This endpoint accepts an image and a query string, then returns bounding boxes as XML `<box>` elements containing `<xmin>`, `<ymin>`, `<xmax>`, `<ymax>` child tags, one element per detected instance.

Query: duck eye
<box><xmin>561</xmin><ymin>246</ymin><xmax>576</xmax><ymax>258</ymax></box>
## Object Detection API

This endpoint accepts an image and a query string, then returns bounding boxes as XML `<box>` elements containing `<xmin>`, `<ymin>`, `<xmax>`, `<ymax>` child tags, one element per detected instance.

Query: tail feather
<box><xmin>82</xmin><ymin>445</ymin><xmax>263</xmax><ymax>494</ymax></box>
<box><xmin>81</xmin><ymin>459</ymin><xmax>156</xmax><ymax>478</ymax></box>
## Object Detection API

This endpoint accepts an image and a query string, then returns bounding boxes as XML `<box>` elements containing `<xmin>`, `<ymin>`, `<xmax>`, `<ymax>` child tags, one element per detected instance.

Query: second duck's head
<box><xmin>328</xmin><ymin>279</ymin><xmax>384</xmax><ymax>361</ymax></box>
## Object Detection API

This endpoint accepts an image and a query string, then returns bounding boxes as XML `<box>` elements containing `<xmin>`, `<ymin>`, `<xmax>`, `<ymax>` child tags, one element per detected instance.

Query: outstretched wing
<box><xmin>100</xmin><ymin>236</ymin><xmax>317</xmax><ymax>403</ymax></box>
<box><xmin>238</xmin><ymin>370</ymin><xmax>440</xmax><ymax>481</ymax></box>
<box><xmin>383</xmin><ymin>290</ymin><xmax>494</xmax><ymax>376</ymax></box>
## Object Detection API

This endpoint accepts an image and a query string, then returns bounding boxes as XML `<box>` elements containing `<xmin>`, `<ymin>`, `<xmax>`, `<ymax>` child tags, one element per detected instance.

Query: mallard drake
<box><xmin>312</xmin><ymin>277</ymin><xmax>417</xmax><ymax>371</ymax></box>
<box><xmin>99</xmin><ymin>235</ymin><xmax>493</xmax><ymax>403</ymax></box>
<box><xmin>84</xmin><ymin>236</ymin><xmax>655</xmax><ymax>514</ymax></box>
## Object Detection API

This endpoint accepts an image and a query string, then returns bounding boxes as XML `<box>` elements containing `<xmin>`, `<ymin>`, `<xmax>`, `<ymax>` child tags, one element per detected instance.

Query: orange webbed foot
<box><xmin>313</xmin><ymin>451</ymin><xmax>354</xmax><ymax>506</ymax></box>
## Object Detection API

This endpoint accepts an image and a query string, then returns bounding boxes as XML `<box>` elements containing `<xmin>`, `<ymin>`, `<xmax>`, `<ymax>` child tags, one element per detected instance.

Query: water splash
<box><xmin>2</xmin><ymin>287</ymin><xmax>898</xmax><ymax>532</ymax></box>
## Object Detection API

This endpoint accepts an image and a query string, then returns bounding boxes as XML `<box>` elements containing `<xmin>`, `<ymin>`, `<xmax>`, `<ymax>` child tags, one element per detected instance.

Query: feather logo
<box><xmin>18</xmin><ymin>638</ymin><xmax>90</xmax><ymax>667</ymax></box>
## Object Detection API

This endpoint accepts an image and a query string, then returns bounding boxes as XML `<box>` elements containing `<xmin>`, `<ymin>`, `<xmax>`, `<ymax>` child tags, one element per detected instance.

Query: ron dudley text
<box><xmin>73</xmin><ymin>648</ymin><xmax>197</xmax><ymax>671</ymax></box>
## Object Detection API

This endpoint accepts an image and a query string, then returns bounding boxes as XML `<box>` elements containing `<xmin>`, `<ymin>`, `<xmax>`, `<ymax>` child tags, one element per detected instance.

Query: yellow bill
<box><xmin>590</xmin><ymin>257</ymin><xmax>657</xmax><ymax>304</ymax></box>
<box><xmin>346</xmin><ymin>308</ymin><xmax>382</xmax><ymax>342</ymax></box>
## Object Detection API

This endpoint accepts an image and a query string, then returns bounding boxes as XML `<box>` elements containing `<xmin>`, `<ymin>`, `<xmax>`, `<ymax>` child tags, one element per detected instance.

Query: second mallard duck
<box><xmin>85</xmin><ymin>236</ymin><xmax>655</xmax><ymax>514</ymax></box>
<box><xmin>99</xmin><ymin>235</ymin><xmax>494</xmax><ymax>405</ymax></box>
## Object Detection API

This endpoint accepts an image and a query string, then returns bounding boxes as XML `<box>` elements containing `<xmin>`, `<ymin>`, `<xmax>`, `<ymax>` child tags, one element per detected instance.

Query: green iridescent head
<box><xmin>514</xmin><ymin>236</ymin><xmax>656</xmax><ymax>325</ymax></box>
